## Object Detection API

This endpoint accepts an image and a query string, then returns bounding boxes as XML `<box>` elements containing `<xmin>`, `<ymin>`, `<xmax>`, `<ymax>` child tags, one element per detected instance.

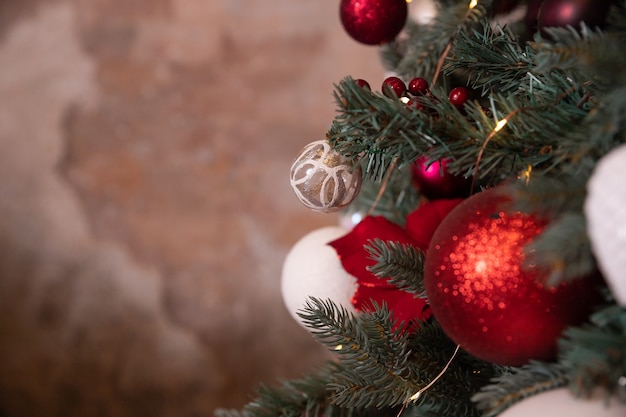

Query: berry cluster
<box><xmin>356</xmin><ymin>76</ymin><xmax>471</xmax><ymax>111</ymax></box>
<box><xmin>353</xmin><ymin>76</ymin><xmax>475</xmax><ymax>200</ymax></box>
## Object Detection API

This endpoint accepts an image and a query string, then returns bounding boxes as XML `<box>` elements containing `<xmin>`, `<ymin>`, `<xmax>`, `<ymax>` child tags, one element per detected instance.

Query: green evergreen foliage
<box><xmin>560</xmin><ymin>304</ymin><xmax>626</xmax><ymax>398</ymax></box>
<box><xmin>297</xmin><ymin>298</ymin><xmax>501</xmax><ymax>416</ymax></box>
<box><xmin>472</xmin><ymin>362</ymin><xmax>570</xmax><ymax>416</ymax></box>
<box><xmin>219</xmin><ymin>1</ymin><xmax>626</xmax><ymax>416</ymax></box>
<box><xmin>365</xmin><ymin>239</ymin><xmax>427</xmax><ymax>298</ymax></box>
<box><xmin>347</xmin><ymin>166</ymin><xmax>421</xmax><ymax>226</ymax></box>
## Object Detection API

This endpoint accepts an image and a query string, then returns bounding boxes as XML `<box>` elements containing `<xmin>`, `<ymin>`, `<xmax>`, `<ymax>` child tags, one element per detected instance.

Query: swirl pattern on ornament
<box><xmin>290</xmin><ymin>140</ymin><xmax>361</xmax><ymax>213</ymax></box>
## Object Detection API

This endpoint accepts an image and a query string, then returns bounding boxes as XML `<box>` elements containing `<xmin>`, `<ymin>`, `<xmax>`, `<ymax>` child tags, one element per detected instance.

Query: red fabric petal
<box><xmin>327</xmin><ymin>199</ymin><xmax>463</xmax><ymax>333</ymax></box>
<box><xmin>329</xmin><ymin>216</ymin><xmax>415</xmax><ymax>289</ymax></box>
<box><xmin>351</xmin><ymin>284</ymin><xmax>407</xmax><ymax>312</ymax></box>
<box><xmin>390</xmin><ymin>293</ymin><xmax>431</xmax><ymax>331</ymax></box>
<box><xmin>405</xmin><ymin>199</ymin><xmax>464</xmax><ymax>250</ymax></box>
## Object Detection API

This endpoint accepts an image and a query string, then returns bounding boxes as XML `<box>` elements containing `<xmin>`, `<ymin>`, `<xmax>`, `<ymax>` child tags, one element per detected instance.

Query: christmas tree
<box><xmin>217</xmin><ymin>0</ymin><xmax>626</xmax><ymax>416</ymax></box>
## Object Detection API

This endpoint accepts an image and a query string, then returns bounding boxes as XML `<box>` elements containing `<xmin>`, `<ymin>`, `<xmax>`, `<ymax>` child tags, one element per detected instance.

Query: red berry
<box><xmin>408</xmin><ymin>77</ymin><xmax>429</xmax><ymax>95</ymax></box>
<box><xmin>382</xmin><ymin>76</ymin><xmax>406</xmax><ymax>98</ymax></box>
<box><xmin>449</xmin><ymin>87</ymin><xmax>470</xmax><ymax>109</ymax></box>
<box><xmin>355</xmin><ymin>79</ymin><xmax>371</xmax><ymax>90</ymax></box>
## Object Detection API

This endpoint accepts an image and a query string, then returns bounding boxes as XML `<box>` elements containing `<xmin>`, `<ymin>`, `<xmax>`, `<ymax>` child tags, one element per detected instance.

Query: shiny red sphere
<box><xmin>538</xmin><ymin>0</ymin><xmax>611</xmax><ymax>34</ymax></box>
<box><xmin>340</xmin><ymin>0</ymin><xmax>408</xmax><ymax>45</ymax></box>
<box><xmin>411</xmin><ymin>157</ymin><xmax>472</xmax><ymax>200</ymax></box>
<box><xmin>355</xmin><ymin>78</ymin><xmax>371</xmax><ymax>90</ymax></box>
<box><xmin>424</xmin><ymin>187</ymin><xmax>604</xmax><ymax>366</ymax></box>
<box><xmin>408</xmin><ymin>77</ymin><xmax>429</xmax><ymax>95</ymax></box>
<box><xmin>449</xmin><ymin>87</ymin><xmax>470</xmax><ymax>109</ymax></box>
<box><xmin>382</xmin><ymin>76</ymin><xmax>406</xmax><ymax>98</ymax></box>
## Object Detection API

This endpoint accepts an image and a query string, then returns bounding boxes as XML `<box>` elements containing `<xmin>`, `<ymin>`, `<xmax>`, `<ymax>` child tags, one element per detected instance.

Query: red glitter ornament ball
<box><xmin>411</xmin><ymin>157</ymin><xmax>472</xmax><ymax>200</ymax></box>
<box><xmin>340</xmin><ymin>0</ymin><xmax>408</xmax><ymax>45</ymax></box>
<box><xmin>424</xmin><ymin>187</ymin><xmax>604</xmax><ymax>366</ymax></box>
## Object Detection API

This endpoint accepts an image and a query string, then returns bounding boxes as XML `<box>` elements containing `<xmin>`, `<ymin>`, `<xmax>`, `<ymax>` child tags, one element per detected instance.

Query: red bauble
<box><xmin>449</xmin><ymin>87</ymin><xmax>470</xmax><ymax>109</ymax></box>
<box><xmin>340</xmin><ymin>0</ymin><xmax>408</xmax><ymax>45</ymax></box>
<box><xmin>538</xmin><ymin>0</ymin><xmax>611</xmax><ymax>34</ymax></box>
<box><xmin>411</xmin><ymin>157</ymin><xmax>472</xmax><ymax>200</ymax></box>
<box><xmin>423</xmin><ymin>187</ymin><xmax>604</xmax><ymax>366</ymax></box>
<box><xmin>382</xmin><ymin>76</ymin><xmax>407</xmax><ymax>98</ymax></box>
<box><xmin>408</xmin><ymin>77</ymin><xmax>429</xmax><ymax>95</ymax></box>
<box><xmin>355</xmin><ymin>78</ymin><xmax>371</xmax><ymax>90</ymax></box>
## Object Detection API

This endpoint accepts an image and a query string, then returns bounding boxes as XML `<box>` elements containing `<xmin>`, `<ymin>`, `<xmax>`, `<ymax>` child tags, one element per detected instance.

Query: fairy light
<box><xmin>396</xmin><ymin>345</ymin><xmax>461</xmax><ymax>416</ymax></box>
<box><xmin>521</xmin><ymin>165</ymin><xmax>532</xmax><ymax>184</ymax></box>
<box><xmin>494</xmin><ymin>118</ymin><xmax>508</xmax><ymax>132</ymax></box>
<box><xmin>471</xmin><ymin>112</ymin><xmax>517</xmax><ymax>193</ymax></box>
<box><xmin>469</xmin><ymin>0</ymin><xmax>478</xmax><ymax>9</ymax></box>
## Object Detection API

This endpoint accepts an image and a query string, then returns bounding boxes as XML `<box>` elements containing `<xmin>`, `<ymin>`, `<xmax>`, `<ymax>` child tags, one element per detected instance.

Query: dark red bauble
<box><xmin>355</xmin><ymin>78</ymin><xmax>371</xmax><ymax>90</ymax></box>
<box><xmin>340</xmin><ymin>0</ymin><xmax>408</xmax><ymax>45</ymax></box>
<box><xmin>408</xmin><ymin>77</ymin><xmax>429</xmax><ymax>95</ymax></box>
<box><xmin>538</xmin><ymin>0</ymin><xmax>612</xmax><ymax>33</ymax></box>
<box><xmin>382</xmin><ymin>76</ymin><xmax>407</xmax><ymax>98</ymax></box>
<box><xmin>411</xmin><ymin>157</ymin><xmax>472</xmax><ymax>200</ymax></box>
<box><xmin>424</xmin><ymin>187</ymin><xmax>604</xmax><ymax>366</ymax></box>
<box><xmin>449</xmin><ymin>87</ymin><xmax>470</xmax><ymax>109</ymax></box>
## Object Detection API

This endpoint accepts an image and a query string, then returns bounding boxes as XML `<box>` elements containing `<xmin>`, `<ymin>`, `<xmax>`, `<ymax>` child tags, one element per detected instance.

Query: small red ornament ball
<box><xmin>449</xmin><ymin>87</ymin><xmax>470</xmax><ymax>109</ymax></box>
<box><xmin>382</xmin><ymin>76</ymin><xmax>406</xmax><ymax>98</ymax></box>
<box><xmin>408</xmin><ymin>77</ymin><xmax>429</xmax><ymax>95</ymax></box>
<box><xmin>411</xmin><ymin>157</ymin><xmax>472</xmax><ymax>200</ymax></box>
<box><xmin>424</xmin><ymin>187</ymin><xmax>604</xmax><ymax>366</ymax></box>
<box><xmin>340</xmin><ymin>0</ymin><xmax>408</xmax><ymax>45</ymax></box>
<box><xmin>538</xmin><ymin>0</ymin><xmax>612</xmax><ymax>33</ymax></box>
<box><xmin>355</xmin><ymin>78</ymin><xmax>371</xmax><ymax>90</ymax></box>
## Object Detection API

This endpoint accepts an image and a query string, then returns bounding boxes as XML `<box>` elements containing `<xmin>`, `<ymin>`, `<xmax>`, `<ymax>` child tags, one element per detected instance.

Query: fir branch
<box><xmin>347</xmin><ymin>166</ymin><xmax>420</xmax><ymax>226</ymax></box>
<box><xmin>532</xmin><ymin>25</ymin><xmax>626</xmax><ymax>88</ymax></box>
<box><xmin>404</xmin><ymin>321</ymin><xmax>501</xmax><ymax>417</ymax></box>
<box><xmin>215</xmin><ymin>362</ymin><xmax>360</xmax><ymax>417</ymax></box>
<box><xmin>364</xmin><ymin>239</ymin><xmax>427</xmax><ymax>298</ymax></box>
<box><xmin>446</xmin><ymin>23</ymin><xmax>534</xmax><ymax>94</ymax></box>
<box><xmin>298</xmin><ymin>298</ymin><xmax>421</xmax><ymax>408</ymax></box>
<box><xmin>391</xmin><ymin>2</ymin><xmax>488</xmax><ymax>83</ymax></box>
<box><xmin>328</xmin><ymin>77</ymin><xmax>439</xmax><ymax>181</ymax></box>
<box><xmin>507</xmin><ymin>176</ymin><xmax>586</xmax><ymax>217</ymax></box>
<box><xmin>552</xmin><ymin>87</ymin><xmax>626</xmax><ymax>176</ymax></box>
<box><xmin>560</xmin><ymin>304</ymin><xmax>626</xmax><ymax>398</ymax></box>
<box><xmin>525</xmin><ymin>213</ymin><xmax>596</xmax><ymax>285</ymax></box>
<box><xmin>472</xmin><ymin>362</ymin><xmax>570</xmax><ymax>417</ymax></box>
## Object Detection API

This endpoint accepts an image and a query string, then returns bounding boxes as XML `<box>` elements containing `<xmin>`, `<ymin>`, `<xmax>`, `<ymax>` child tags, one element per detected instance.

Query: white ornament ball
<box><xmin>281</xmin><ymin>226</ymin><xmax>357</xmax><ymax>327</ymax></box>
<box><xmin>290</xmin><ymin>140</ymin><xmax>362</xmax><ymax>213</ymax></box>
<box><xmin>585</xmin><ymin>144</ymin><xmax>626</xmax><ymax>307</ymax></box>
<box><xmin>499</xmin><ymin>388</ymin><xmax>626</xmax><ymax>417</ymax></box>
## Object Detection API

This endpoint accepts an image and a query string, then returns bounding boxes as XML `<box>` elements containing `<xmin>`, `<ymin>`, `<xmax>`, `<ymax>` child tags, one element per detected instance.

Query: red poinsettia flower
<box><xmin>329</xmin><ymin>199</ymin><xmax>463</xmax><ymax>331</ymax></box>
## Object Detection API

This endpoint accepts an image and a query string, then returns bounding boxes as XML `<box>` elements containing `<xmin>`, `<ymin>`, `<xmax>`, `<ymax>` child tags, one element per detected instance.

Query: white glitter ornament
<box><xmin>290</xmin><ymin>140</ymin><xmax>362</xmax><ymax>213</ymax></box>
<box><xmin>498</xmin><ymin>388</ymin><xmax>626</xmax><ymax>417</ymax></box>
<box><xmin>585</xmin><ymin>144</ymin><xmax>626</xmax><ymax>307</ymax></box>
<box><xmin>281</xmin><ymin>226</ymin><xmax>357</xmax><ymax>328</ymax></box>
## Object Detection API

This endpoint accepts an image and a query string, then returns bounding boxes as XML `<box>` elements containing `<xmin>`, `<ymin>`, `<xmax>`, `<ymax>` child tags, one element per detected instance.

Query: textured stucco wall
<box><xmin>0</xmin><ymin>1</ymin><xmax>383</xmax><ymax>416</ymax></box>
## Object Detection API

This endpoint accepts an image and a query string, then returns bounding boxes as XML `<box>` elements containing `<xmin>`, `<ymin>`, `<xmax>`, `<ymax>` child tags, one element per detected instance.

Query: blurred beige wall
<box><xmin>0</xmin><ymin>1</ymin><xmax>383</xmax><ymax>416</ymax></box>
